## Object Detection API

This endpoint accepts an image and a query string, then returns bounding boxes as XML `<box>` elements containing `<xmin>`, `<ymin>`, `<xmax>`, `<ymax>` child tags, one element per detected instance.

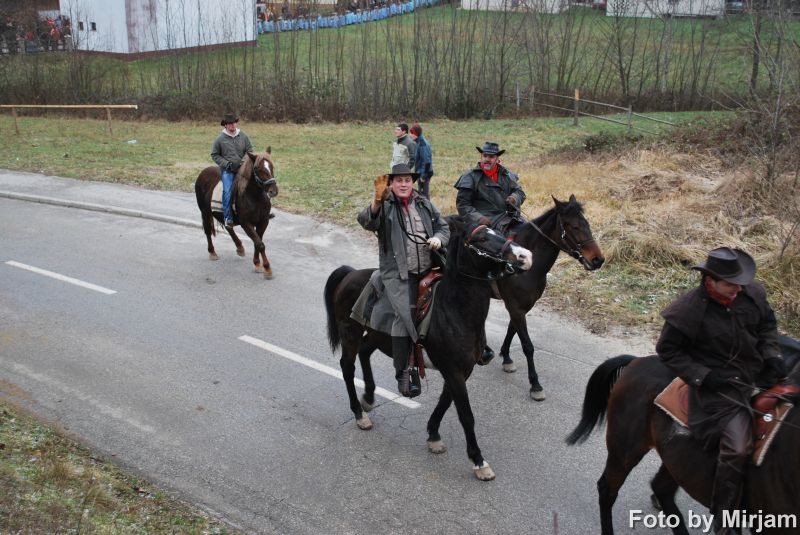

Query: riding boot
<box><xmin>392</xmin><ymin>336</ymin><xmax>419</xmax><ymax>398</ymax></box>
<box><xmin>710</xmin><ymin>461</ymin><xmax>744</xmax><ymax>535</ymax></box>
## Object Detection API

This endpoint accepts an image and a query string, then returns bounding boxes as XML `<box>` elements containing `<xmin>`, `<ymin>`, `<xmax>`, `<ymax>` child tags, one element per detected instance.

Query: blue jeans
<box><xmin>221</xmin><ymin>168</ymin><xmax>235</xmax><ymax>223</ymax></box>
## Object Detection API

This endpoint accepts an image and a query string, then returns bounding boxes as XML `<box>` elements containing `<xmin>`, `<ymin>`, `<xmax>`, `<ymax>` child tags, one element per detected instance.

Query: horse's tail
<box><xmin>324</xmin><ymin>265</ymin><xmax>355</xmax><ymax>353</ymax></box>
<box><xmin>195</xmin><ymin>175</ymin><xmax>216</xmax><ymax>237</ymax></box>
<box><xmin>565</xmin><ymin>354</ymin><xmax>637</xmax><ymax>445</ymax></box>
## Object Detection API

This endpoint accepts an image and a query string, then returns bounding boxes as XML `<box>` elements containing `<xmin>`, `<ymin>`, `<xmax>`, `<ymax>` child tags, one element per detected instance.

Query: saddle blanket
<box><xmin>654</xmin><ymin>377</ymin><xmax>794</xmax><ymax>466</ymax></box>
<box><xmin>210</xmin><ymin>182</ymin><xmax>234</xmax><ymax>214</ymax></box>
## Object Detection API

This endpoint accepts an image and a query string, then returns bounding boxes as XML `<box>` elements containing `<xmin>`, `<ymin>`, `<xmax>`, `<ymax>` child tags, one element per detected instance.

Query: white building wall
<box><xmin>461</xmin><ymin>0</ymin><xmax>569</xmax><ymax>13</ymax></box>
<box><xmin>62</xmin><ymin>0</ymin><xmax>256</xmax><ymax>54</ymax></box>
<box><xmin>62</xmin><ymin>0</ymin><xmax>130</xmax><ymax>53</ymax></box>
<box><xmin>607</xmin><ymin>0</ymin><xmax>725</xmax><ymax>17</ymax></box>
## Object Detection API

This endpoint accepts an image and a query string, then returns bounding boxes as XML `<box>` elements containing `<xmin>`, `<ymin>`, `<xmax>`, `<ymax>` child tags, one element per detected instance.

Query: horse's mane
<box><xmin>530</xmin><ymin>197</ymin><xmax>584</xmax><ymax>227</ymax></box>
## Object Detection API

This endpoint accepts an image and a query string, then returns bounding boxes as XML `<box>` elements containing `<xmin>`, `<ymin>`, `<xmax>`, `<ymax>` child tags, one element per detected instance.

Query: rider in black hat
<box><xmin>657</xmin><ymin>247</ymin><xmax>786</xmax><ymax>535</ymax></box>
<box><xmin>454</xmin><ymin>141</ymin><xmax>527</xmax><ymax>237</ymax></box>
<box><xmin>211</xmin><ymin>113</ymin><xmax>253</xmax><ymax>230</ymax></box>
<box><xmin>357</xmin><ymin>163</ymin><xmax>450</xmax><ymax>398</ymax></box>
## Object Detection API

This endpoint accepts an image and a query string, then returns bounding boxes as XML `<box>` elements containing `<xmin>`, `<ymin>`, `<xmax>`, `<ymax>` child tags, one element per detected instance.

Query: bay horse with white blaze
<box><xmin>195</xmin><ymin>148</ymin><xmax>278</xmax><ymax>278</ymax></box>
<box><xmin>492</xmin><ymin>194</ymin><xmax>604</xmax><ymax>400</ymax></box>
<box><xmin>566</xmin><ymin>335</ymin><xmax>800</xmax><ymax>535</ymax></box>
<box><xmin>324</xmin><ymin>218</ymin><xmax>532</xmax><ymax>481</ymax></box>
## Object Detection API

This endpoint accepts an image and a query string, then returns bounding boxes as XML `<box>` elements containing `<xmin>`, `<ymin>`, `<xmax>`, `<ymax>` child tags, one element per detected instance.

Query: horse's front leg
<box><xmin>239</xmin><ymin>222</ymin><xmax>271</xmax><ymax>279</ymax></box>
<box><xmin>444</xmin><ymin>373</ymin><xmax>494</xmax><ymax>481</ymax></box>
<box><xmin>255</xmin><ymin>218</ymin><xmax>272</xmax><ymax>279</ymax></box>
<box><xmin>426</xmin><ymin>384</ymin><xmax>453</xmax><ymax>454</ymax></box>
<box><xmin>499</xmin><ymin>322</ymin><xmax>517</xmax><ymax>373</ymax></box>
<box><xmin>510</xmin><ymin>312</ymin><xmax>544</xmax><ymax>401</ymax></box>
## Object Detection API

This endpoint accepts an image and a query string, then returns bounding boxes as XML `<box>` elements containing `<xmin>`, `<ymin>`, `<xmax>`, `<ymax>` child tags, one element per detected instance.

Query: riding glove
<box><xmin>505</xmin><ymin>195</ymin><xmax>518</xmax><ymax>207</ymax></box>
<box><xmin>373</xmin><ymin>174</ymin><xmax>390</xmax><ymax>204</ymax></box>
<box><xmin>478</xmin><ymin>216</ymin><xmax>492</xmax><ymax>227</ymax></box>
<box><xmin>758</xmin><ymin>357</ymin><xmax>787</xmax><ymax>387</ymax></box>
<box><xmin>427</xmin><ymin>237</ymin><xmax>442</xmax><ymax>251</ymax></box>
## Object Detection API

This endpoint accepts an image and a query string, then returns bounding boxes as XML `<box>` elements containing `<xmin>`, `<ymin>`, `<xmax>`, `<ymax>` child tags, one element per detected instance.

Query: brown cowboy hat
<box><xmin>475</xmin><ymin>141</ymin><xmax>505</xmax><ymax>156</ymax></box>
<box><xmin>220</xmin><ymin>113</ymin><xmax>239</xmax><ymax>126</ymax></box>
<box><xmin>692</xmin><ymin>247</ymin><xmax>756</xmax><ymax>285</ymax></box>
<box><xmin>387</xmin><ymin>163</ymin><xmax>419</xmax><ymax>182</ymax></box>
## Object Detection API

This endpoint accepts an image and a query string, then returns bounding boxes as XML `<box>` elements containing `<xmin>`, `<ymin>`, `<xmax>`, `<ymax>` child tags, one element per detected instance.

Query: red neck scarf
<box><xmin>703</xmin><ymin>277</ymin><xmax>735</xmax><ymax>307</ymax></box>
<box><xmin>483</xmin><ymin>163</ymin><xmax>500</xmax><ymax>183</ymax></box>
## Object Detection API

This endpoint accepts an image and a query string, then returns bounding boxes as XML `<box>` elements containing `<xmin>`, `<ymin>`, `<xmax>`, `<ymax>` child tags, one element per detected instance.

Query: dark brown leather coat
<box><xmin>656</xmin><ymin>281</ymin><xmax>781</xmax><ymax>446</ymax></box>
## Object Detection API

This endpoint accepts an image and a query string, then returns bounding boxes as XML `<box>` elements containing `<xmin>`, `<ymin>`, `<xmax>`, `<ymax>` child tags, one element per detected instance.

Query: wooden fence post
<box><xmin>12</xmin><ymin>106</ymin><xmax>19</xmax><ymax>135</ymax></box>
<box><xmin>515</xmin><ymin>82</ymin><xmax>520</xmax><ymax>111</ymax></box>
<box><xmin>627</xmin><ymin>104</ymin><xmax>633</xmax><ymax>132</ymax></box>
<box><xmin>573</xmin><ymin>88</ymin><xmax>580</xmax><ymax>127</ymax></box>
<box><xmin>105</xmin><ymin>107</ymin><xmax>113</xmax><ymax>136</ymax></box>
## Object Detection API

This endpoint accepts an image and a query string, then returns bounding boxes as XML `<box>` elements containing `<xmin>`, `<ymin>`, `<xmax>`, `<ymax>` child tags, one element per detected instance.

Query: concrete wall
<box><xmin>61</xmin><ymin>0</ymin><xmax>256</xmax><ymax>54</ymax></box>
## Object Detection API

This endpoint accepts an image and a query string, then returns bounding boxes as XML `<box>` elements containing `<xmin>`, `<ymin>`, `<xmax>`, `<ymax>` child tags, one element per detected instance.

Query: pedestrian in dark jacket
<box><xmin>656</xmin><ymin>247</ymin><xmax>785</xmax><ymax>535</ymax></box>
<box><xmin>211</xmin><ymin>114</ymin><xmax>253</xmax><ymax>230</ymax></box>
<box><xmin>409</xmin><ymin>123</ymin><xmax>433</xmax><ymax>198</ymax></box>
<box><xmin>391</xmin><ymin>123</ymin><xmax>416</xmax><ymax>170</ymax></box>
<box><xmin>454</xmin><ymin>142</ymin><xmax>526</xmax><ymax>236</ymax></box>
<box><xmin>357</xmin><ymin>163</ymin><xmax>450</xmax><ymax>397</ymax></box>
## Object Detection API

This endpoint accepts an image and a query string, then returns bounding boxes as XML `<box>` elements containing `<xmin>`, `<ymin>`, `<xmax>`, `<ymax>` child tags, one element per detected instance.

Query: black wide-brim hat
<box><xmin>387</xmin><ymin>163</ymin><xmax>419</xmax><ymax>182</ymax></box>
<box><xmin>476</xmin><ymin>141</ymin><xmax>505</xmax><ymax>156</ymax></box>
<box><xmin>692</xmin><ymin>247</ymin><xmax>756</xmax><ymax>285</ymax></box>
<box><xmin>221</xmin><ymin>113</ymin><xmax>239</xmax><ymax>126</ymax></box>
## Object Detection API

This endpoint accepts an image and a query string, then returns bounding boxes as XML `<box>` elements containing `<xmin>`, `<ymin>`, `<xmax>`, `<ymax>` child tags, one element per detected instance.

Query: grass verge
<box><xmin>0</xmin><ymin>398</ymin><xmax>237</xmax><ymax>534</ymax></box>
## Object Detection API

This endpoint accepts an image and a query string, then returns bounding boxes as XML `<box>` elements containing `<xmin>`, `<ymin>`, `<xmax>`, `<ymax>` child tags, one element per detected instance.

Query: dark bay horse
<box><xmin>494</xmin><ymin>194</ymin><xmax>604</xmax><ymax>400</ymax></box>
<box><xmin>324</xmin><ymin>219</ymin><xmax>533</xmax><ymax>481</ymax></box>
<box><xmin>566</xmin><ymin>336</ymin><xmax>800</xmax><ymax>535</ymax></box>
<box><xmin>195</xmin><ymin>148</ymin><xmax>278</xmax><ymax>278</ymax></box>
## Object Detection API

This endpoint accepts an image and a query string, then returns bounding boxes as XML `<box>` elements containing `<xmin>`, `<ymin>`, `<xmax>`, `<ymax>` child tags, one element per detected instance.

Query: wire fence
<box><xmin>510</xmin><ymin>84</ymin><xmax>676</xmax><ymax>135</ymax></box>
<box><xmin>0</xmin><ymin>104</ymin><xmax>139</xmax><ymax>136</ymax></box>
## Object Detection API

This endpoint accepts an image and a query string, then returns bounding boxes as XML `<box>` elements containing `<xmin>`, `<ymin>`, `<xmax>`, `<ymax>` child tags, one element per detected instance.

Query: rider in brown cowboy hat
<box><xmin>357</xmin><ymin>163</ymin><xmax>450</xmax><ymax>398</ymax></box>
<box><xmin>657</xmin><ymin>247</ymin><xmax>786</xmax><ymax>535</ymax></box>
<box><xmin>211</xmin><ymin>113</ymin><xmax>253</xmax><ymax>230</ymax></box>
<box><xmin>454</xmin><ymin>141</ymin><xmax>527</xmax><ymax>237</ymax></box>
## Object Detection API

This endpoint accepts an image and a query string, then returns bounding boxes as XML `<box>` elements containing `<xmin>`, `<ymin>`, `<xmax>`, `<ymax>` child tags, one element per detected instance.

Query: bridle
<box><xmin>252</xmin><ymin>157</ymin><xmax>278</xmax><ymax>197</ymax></box>
<box><xmin>527</xmin><ymin>212</ymin><xmax>595</xmax><ymax>268</ymax></box>
<box><xmin>461</xmin><ymin>225</ymin><xmax>524</xmax><ymax>280</ymax></box>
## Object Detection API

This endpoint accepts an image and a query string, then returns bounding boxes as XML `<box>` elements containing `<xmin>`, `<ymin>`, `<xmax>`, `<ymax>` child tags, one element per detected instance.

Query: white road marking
<box><xmin>5</xmin><ymin>261</ymin><xmax>117</xmax><ymax>295</ymax></box>
<box><xmin>239</xmin><ymin>335</ymin><xmax>420</xmax><ymax>409</ymax></box>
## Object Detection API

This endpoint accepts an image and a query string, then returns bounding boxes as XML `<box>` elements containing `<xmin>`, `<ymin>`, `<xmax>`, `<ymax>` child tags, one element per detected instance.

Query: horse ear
<box><xmin>265</xmin><ymin>146</ymin><xmax>271</xmax><ymax>155</ymax></box>
<box><xmin>446</xmin><ymin>215</ymin><xmax>466</xmax><ymax>236</ymax></box>
<box><xmin>248</xmin><ymin>152</ymin><xmax>256</xmax><ymax>162</ymax></box>
<box><xmin>551</xmin><ymin>194</ymin><xmax>564</xmax><ymax>207</ymax></box>
<box><xmin>568</xmin><ymin>193</ymin><xmax>577</xmax><ymax>204</ymax></box>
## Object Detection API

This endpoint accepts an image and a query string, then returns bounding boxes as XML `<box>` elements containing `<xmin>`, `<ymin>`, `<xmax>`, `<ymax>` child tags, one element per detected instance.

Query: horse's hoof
<box><xmin>427</xmin><ymin>440</ymin><xmax>447</xmax><ymax>454</ymax></box>
<box><xmin>236</xmin><ymin>248</ymin><xmax>245</xmax><ymax>257</ymax></box>
<box><xmin>473</xmin><ymin>461</ymin><xmax>496</xmax><ymax>481</ymax></box>
<box><xmin>360</xmin><ymin>397</ymin><xmax>374</xmax><ymax>413</ymax></box>
<box><xmin>502</xmin><ymin>362</ymin><xmax>517</xmax><ymax>373</ymax></box>
<box><xmin>263</xmin><ymin>269</ymin><xmax>273</xmax><ymax>280</ymax></box>
<box><xmin>530</xmin><ymin>388</ymin><xmax>546</xmax><ymax>401</ymax></box>
<box><xmin>356</xmin><ymin>415</ymin><xmax>373</xmax><ymax>430</ymax></box>
<box><xmin>209</xmin><ymin>253</ymin><xmax>219</xmax><ymax>261</ymax></box>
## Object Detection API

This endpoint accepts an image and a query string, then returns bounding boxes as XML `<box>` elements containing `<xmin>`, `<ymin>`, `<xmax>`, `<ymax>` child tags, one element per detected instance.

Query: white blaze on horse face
<box><xmin>262</xmin><ymin>159</ymin><xmax>272</xmax><ymax>177</ymax></box>
<box><xmin>511</xmin><ymin>244</ymin><xmax>533</xmax><ymax>270</ymax></box>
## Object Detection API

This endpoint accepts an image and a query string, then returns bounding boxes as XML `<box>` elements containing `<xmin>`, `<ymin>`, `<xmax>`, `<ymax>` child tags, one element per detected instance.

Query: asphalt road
<box><xmin>0</xmin><ymin>170</ymin><xmax>706</xmax><ymax>534</ymax></box>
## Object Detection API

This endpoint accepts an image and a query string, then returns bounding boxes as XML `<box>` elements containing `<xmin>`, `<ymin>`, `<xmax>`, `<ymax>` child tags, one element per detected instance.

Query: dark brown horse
<box><xmin>566</xmin><ymin>336</ymin><xmax>800</xmax><ymax>535</ymax></box>
<box><xmin>324</xmin><ymin>218</ymin><xmax>533</xmax><ymax>481</ymax></box>
<box><xmin>493</xmin><ymin>194</ymin><xmax>604</xmax><ymax>400</ymax></box>
<box><xmin>195</xmin><ymin>148</ymin><xmax>278</xmax><ymax>278</ymax></box>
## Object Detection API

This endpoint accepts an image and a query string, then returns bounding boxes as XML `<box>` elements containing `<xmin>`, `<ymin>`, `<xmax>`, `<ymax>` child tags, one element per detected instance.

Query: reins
<box><xmin>526</xmin><ymin>210</ymin><xmax>594</xmax><ymax>265</ymax></box>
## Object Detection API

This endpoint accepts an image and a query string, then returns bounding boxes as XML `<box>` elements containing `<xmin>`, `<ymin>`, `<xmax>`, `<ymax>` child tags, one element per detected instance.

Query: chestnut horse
<box><xmin>566</xmin><ymin>335</ymin><xmax>800</xmax><ymax>535</ymax></box>
<box><xmin>194</xmin><ymin>148</ymin><xmax>278</xmax><ymax>278</ymax></box>
<box><xmin>492</xmin><ymin>195</ymin><xmax>605</xmax><ymax>400</ymax></box>
<box><xmin>324</xmin><ymin>218</ymin><xmax>532</xmax><ymax>481</ymax></box>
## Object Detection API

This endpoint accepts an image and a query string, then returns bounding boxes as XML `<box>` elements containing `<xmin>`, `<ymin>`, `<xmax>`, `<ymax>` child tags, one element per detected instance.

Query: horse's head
<box><xmin>247</xmin><ymin>146</ymin><xmax>279</xmax><ymax>198</ymax></box>
<box><xmin>551</xmin><ymin>194</ymin><xmax>604</xmax><ymax>271</ymax></box>
<box><xmin>448</xmin><ymin>217</ymin><xmax>533</xmax><ymax>276</ymax></box>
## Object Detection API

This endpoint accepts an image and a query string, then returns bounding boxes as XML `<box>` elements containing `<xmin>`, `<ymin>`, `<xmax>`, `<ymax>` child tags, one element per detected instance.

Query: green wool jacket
<box><xmin>211</xmin><ymin>129</ymin><xmax>253</xmax><ymax>172</ymax></box>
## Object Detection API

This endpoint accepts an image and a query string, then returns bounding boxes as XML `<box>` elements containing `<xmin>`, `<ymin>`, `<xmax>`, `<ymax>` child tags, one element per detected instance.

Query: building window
<box><xmin>90</xmin><ymin>22</ymin><xmax>96</xmax><ymax>31</ymax></box>
<box><xmin>78</xmin><ymin>21</ymin><xmax>84</xmax><ymax>30</ymax></box>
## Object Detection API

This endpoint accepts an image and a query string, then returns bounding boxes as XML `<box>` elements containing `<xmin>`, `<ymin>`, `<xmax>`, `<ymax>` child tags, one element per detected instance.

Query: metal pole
<box><xmin>12</xmin><ymin>106</ymin><xmax>19</xmax><ymax>135</ymax></box>
<box><xmin>627</xmin><ymin>104</ymin><xmax>633</xmax><ymax>131</ymax></box>
<box><xmin>106</xmin><ymin>107</ymin><xmax>113</xmax><ymax>136</ymax></box>
<box><xmin>573</xmin><ymin>88</ymin><xmax>580</xmax><ymax>127</ymax></box>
